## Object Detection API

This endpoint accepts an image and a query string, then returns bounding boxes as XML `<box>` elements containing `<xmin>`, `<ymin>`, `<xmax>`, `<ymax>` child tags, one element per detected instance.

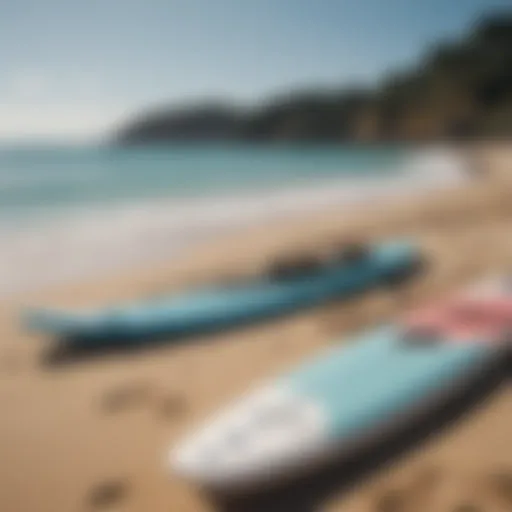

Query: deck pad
<box><xmin>404</xmin><ymin>276</ymin><xmax>512</xmax><ymax>345</ymax></box>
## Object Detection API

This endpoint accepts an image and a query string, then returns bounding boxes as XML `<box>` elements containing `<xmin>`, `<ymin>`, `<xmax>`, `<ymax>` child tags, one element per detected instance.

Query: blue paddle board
<box><xmin>171</xmin><ymin>280</ymin><xmax>509</xmax><ymax>490</ymax></box>
<box><xmin>23</xmin><ymin>239</ymin><xmax>420</xmax><ymax>344</ymax></box>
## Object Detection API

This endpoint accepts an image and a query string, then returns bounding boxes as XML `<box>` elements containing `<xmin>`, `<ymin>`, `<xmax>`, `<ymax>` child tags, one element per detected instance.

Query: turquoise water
<box><xmin>0</xmin><ymin>144</ymin><xmax>410</xmax><ymax>222</ymax></box>
<box><xmin>0</xmin><ymin>143</ymin><xmax>464</xmax><ymax>296</ymax></box>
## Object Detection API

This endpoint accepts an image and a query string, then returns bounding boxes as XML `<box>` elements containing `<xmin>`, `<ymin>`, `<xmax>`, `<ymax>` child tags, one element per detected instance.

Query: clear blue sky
<box><xmin>0</xmin><ymin>0</ymin><xmax>509</xmax><ymax>139</ymax></box>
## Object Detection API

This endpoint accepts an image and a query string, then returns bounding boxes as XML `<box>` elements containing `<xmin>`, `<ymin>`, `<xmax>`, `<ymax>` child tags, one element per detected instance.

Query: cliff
<box><xmin>116</xmin><ymin>14</ymin><xmax>512</xmax><ymax>145</ymax></box>
<box><xmin>115</xmin><ymin>104</ymin><xmax>241</xmax><ymax>144</ymax></box>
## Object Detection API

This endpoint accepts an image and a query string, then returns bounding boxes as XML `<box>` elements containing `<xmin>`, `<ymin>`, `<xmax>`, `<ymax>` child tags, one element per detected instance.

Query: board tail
<box><xmin>22</xmin><ymin>308</ymin><xmax>77</xmax><ymax>335</ymax></box>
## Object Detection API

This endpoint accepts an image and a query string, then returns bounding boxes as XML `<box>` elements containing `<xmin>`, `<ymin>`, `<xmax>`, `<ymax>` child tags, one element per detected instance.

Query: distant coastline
<box><xmin>115</xmin><ymin>14</ymin><xmax>511</xmax><ymax>146</ymax></box>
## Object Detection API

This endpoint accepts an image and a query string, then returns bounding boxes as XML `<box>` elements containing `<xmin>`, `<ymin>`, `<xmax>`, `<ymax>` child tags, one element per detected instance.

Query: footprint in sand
<box><xmin>100</xmin><ymin>381</ymin><xmax>152</xmax><ymax>414</ymax></box>
<box><xmin>153</xmin><ymin>390</ymin><xmax>188</xmax><ymax>421</ymax></box>
<box><xmin>487</xmin><ymin>469</ymin><xmax>512</xmax><ymax>507</ymax></box>
<box><xmin>373</xmin><ymin>466</ymin><xmax>442</xmax><ymax>512</ymax></box>
<box><xmin>371</xmin><ymin>466</ymin><xmax>512</xmax><ymax>512</ymax></box>
<box><xmin>374</xmin><ymin>489</ymin><xmax>406</xmax><ymax>512</ymax></box>
<box><xmin>100</xmin><ymin>381</ymin><xmax>188</xmax><ymax>421</ymax></box>
<box><xmin>87</xmin><ymin>479</ymin><xmax>128</xmax><ymax>510</ymax></box>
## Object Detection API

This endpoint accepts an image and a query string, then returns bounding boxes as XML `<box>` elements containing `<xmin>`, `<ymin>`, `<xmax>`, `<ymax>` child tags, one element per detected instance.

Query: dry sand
<box><xmin>0</xmin><ymin>143</ymin><xmax>511</xmax><ymax>512</ymax></box>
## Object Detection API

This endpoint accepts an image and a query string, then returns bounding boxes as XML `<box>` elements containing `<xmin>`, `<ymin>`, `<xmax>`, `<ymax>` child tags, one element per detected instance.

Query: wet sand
<box><xmin>0</xmin><ymin>143</ymin><xmax>511</xmax><ymax>512</ymax></box>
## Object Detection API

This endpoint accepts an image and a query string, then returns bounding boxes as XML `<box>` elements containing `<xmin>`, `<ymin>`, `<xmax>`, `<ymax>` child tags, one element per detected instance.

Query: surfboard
<box><xmin>23</xmin><ymin>239</ymin><xmax>420</xmax><ymax>345</ymax></box>
<box><xmin>171</xmin><ymin>277</ymin><xmax>511</xmax><ymax>490</ymax></box>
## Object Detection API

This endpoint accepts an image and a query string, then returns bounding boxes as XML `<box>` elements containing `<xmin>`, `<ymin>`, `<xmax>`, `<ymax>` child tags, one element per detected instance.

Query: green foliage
<box><xmin>118</xmin><ymin>13</ymin><xmax>512</xmax><ymax>144</ymax></box>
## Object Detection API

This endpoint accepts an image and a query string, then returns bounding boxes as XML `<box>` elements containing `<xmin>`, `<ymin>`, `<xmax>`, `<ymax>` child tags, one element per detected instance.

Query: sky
<box><xmin>0</xmin><ymin>0</ymin><xmax>509</xmax><ymax>140</ymax></box>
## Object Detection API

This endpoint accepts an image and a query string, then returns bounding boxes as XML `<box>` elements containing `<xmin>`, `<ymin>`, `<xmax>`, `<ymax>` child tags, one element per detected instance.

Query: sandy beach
<box><xmin>1</xmin><ymin>144</ymin><xmax>511</xmax><ymax>512</ymax></box>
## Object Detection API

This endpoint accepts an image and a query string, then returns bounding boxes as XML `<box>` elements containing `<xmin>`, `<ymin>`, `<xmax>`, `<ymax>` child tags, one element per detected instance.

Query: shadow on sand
<box><xmin>208</xmin><ymin>355</ymin><xmax>511</xmax><ymax>512</ymax></box>
<box><xmin>39</xmin><ymin>299</ymin><xmax>324</xmax><ymax>367</ymax></box>
<box><xmin>41</xmin><ymin>326</ymin><xmax>230</xmax><ymax>367</ymax></box>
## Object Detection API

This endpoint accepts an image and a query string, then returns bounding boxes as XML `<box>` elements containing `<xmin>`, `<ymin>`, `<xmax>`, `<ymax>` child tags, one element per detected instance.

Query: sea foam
<box><xmin>0</xmin><ymin>148</ymin><xmax>467</xmax><ymax>298</ymax></box>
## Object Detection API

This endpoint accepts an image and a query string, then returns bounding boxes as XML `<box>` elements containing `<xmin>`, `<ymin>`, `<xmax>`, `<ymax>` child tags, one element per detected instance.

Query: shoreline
<box><xmin>0</xmin><ymin>144</ymin><xmax>511</xmax><ymax>512</ymax></box>
<box><xmin>1</xmin><ymin>147</ymin><xmax>466</xmax><ymax>300</ymax></box>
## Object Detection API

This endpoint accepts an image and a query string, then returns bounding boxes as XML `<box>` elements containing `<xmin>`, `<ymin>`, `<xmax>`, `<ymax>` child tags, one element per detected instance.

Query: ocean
<box><xmin>0</xmin><ymin>144</ymin><xmax>466</xmax><ymax>297</ymax></box>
